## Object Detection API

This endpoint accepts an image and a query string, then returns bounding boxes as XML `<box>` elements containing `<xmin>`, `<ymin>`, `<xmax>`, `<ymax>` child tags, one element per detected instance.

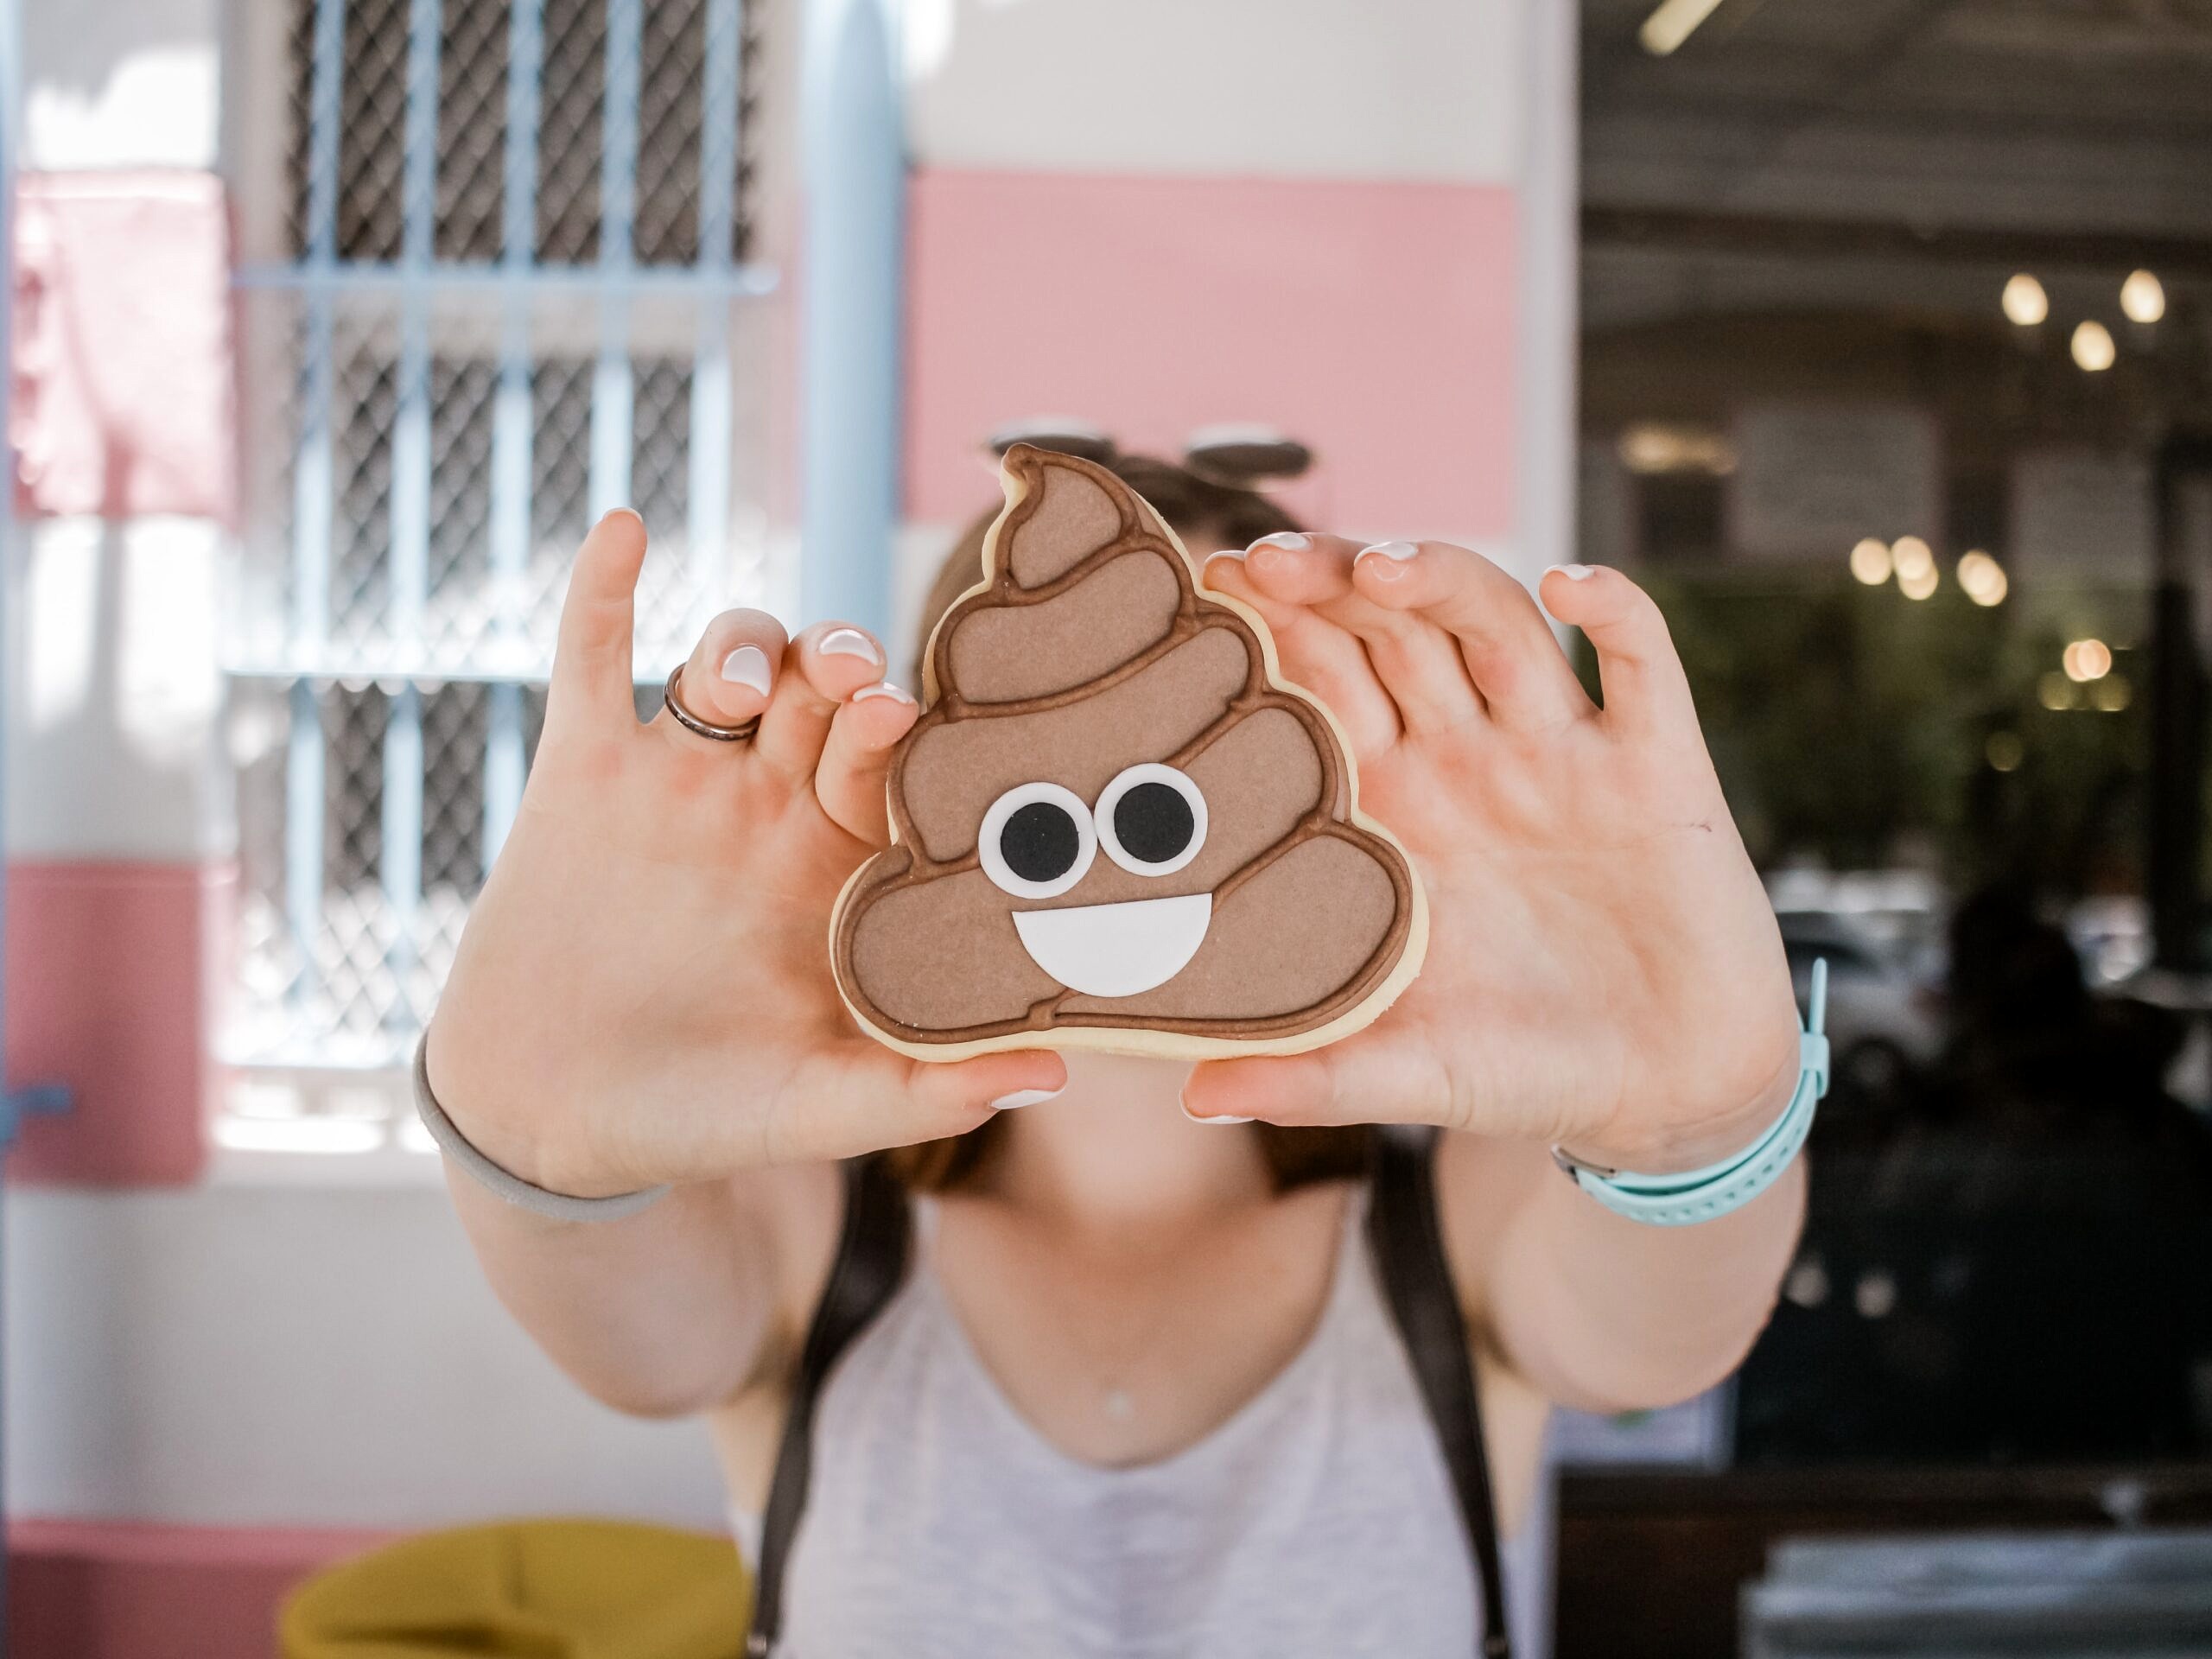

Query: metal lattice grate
<box><xmin>328</xmin><ymin>318</ymin><xmax>398</xmax><ymax>659</ymax></box>
<box><xmin>535</xmin><ymin>0</ymin><xmax>605</xmax><ymax>264</ymax></box>
<box><xmin>227</xmin><ymin>0</ymin><xmax>772</xmax><ymax>1107</ymax></box>
<box><xmin>321</xmin><ymin>683</ymin><xmax>388</xmax><ymax>893</ymax></box>
<box><xmin>435</xmin><ymin>0</ymin><xmax>508</xmax><ymax>260</ymax></box>
<box><xmin>635</xmin><ymin>0</ymin><xmax>705</xmax><ymax>266</ymax></box>
<box><xmin>285</xmin><ymin>0</ymin><xmax>759</xmax><ymax>267</ymax></box>
<box><xmin>426</xmin><ymin>353</ymin><xmax>499</xmax><ymax>645</ymax></box>
<box><xmin>335</xmin><ymin>0</ymin><xmax>410</xmax><ymax>261</ymax></box>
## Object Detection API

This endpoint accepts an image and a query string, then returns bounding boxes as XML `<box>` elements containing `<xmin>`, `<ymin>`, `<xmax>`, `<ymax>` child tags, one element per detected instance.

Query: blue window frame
<box><xmin>221</xmin><ymin>0</ymin><xmax>777</xmax><ymax>1122</ymax></box>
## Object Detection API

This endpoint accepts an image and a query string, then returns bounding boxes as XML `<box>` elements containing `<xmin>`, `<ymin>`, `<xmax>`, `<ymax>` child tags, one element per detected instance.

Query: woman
<box><xmin>424</xmin><ymin>453</ymin><xmax>1808</xmax><ymax>1656</ymax></box>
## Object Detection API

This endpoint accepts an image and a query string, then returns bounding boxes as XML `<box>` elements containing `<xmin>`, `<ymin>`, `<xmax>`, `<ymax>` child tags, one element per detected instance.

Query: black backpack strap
<box><xmin>747</xmin><ymin>1154</ymin><xmax>912</xmax><ymax>1658</ymax></box>
<box><xmin>1367</xmin><ymin>1126</ymin><xmax>1513</xmax><ymax>1659</ymax></box>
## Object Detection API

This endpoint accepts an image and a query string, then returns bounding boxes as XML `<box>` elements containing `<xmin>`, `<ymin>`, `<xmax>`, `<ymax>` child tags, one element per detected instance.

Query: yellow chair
<box><xmin>280</xmin><ymin>1519</ymin><xmax>751</xmax><ymax>1659</ymax></box>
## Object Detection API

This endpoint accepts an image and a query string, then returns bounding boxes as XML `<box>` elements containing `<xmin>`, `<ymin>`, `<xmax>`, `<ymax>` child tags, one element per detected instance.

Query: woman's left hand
<box><xmin>1185</xmin><ymin>537</ymin><xmax>1801</xmax><ymax>1172</ymax></box>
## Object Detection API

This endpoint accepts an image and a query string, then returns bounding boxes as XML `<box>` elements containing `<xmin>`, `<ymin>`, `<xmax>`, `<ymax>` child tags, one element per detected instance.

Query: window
<box><xmin>219</xmin><ymin>0</ymin><xmax>777</xmax><ymax>1156</ymax></box>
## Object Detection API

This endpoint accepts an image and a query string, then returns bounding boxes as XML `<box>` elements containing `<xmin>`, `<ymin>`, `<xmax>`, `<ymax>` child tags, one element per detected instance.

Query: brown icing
<box><xmin>847</xmin><ymin>855</ymin><xmax>1062</xmax><ymax>1029</ymax></box>
<box><xmin>902</xmin><ymin>624</ymin><xmax>1248</xmax><ymax>864</ymax></box>
<box><xmin>830</xmin><ymin>445</ymin><xmax>1421</xmax><ymax>1051</ymax></box>
<box><xmin>947</xmin><ymin>550</ymin><xmax>1182</xmax><ymax>703</ymax></box>
<box><xmin>1007</xmin><ymin>461</ymin><xmax>1123</xmax><ymax>586</ymax></box>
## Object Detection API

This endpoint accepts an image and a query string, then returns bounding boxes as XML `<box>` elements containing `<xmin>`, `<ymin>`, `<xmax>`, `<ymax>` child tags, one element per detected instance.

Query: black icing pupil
<box><xmin>1114</xmin><ymin>782</ymin><xmax>1195</xmax><ymax>865</ymax></box>
<box><xmin>1001</xmin><ymin>801</ymin><xmax>1082</xmax><ymax>883</ymax></box>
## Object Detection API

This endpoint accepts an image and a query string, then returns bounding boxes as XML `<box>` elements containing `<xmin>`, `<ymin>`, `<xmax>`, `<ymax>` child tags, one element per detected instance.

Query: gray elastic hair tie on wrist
<box><xmin>412</xmin><ymin>1038</ymin><xmax>670</xmax><ymax>1223</ymax></box>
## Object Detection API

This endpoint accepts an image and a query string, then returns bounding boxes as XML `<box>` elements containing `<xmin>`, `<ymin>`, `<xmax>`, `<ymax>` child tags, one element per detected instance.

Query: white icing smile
<box><xmin>1011</xmin><ymin>893</ymin><xmax>1212</xmax><ymax>998</ymax></box>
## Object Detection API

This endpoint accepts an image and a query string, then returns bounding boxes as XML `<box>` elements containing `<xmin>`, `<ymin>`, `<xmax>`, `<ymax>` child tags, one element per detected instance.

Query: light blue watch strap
<box><xmin>1553</xmin><ymin>959</ymin><xmax>1829</xmax><ymax>1227</ymax></box>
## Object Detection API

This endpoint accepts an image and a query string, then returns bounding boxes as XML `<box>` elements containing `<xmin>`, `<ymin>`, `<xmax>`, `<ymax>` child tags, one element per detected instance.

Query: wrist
<box><xmin>1558</xmin><ymin>1027</ymin><xmax>1802</xmax><ymax>1179</ymax></box>
<box><xmin>423</xmin><ymin>1018</ymin><xmax>641</xmax><ymax>1202</ymax></box>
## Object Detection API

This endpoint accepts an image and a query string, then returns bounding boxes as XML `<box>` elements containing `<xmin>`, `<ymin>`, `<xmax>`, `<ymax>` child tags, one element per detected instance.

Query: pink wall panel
<box><xmin>9</xmin><ymin>1520</ymin><xmax>391</xmax><ymax>1659</ymax></box>
<box><xmin>906</xmin><ymin>169</ymin><xmax>1519</xmax><ymax>541</ymax></box>
<box><xmin>10</xmin><ymin>172</ymin><xmax>237</xmax><ymax>524</ymax></box>
<box><xmin>4</xmin><ymin>861</ymin><xmax>213</xmax><ymax>1185</ymax></box>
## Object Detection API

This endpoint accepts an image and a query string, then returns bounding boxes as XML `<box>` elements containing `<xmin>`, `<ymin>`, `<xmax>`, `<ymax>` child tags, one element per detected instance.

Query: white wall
<box><xmin>906</xmin><ymin>0</ymin><xmax>1522</xmax><ymax>182</ymax></box>
<box><xmin>4</xmin><ymin>1182</ymin><xmax>729</xmax><ymax>1529</ymax></box>
<box><xmin>6</xmin><ymin>518</ymin><xmax>219</xmax><ymax>860</ymax></box>
<box><xmin>21</xmin><ymin>0</ymin><xmax>221</xmax><ymax>171</ymax></box>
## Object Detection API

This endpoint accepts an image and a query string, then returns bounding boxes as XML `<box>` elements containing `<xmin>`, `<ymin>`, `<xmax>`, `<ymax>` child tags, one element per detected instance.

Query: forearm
<box><xmin>1444</xmin><ymin>1130</ymin><xmax>1805</xmax><ymax>1415</ymax></box>
<box><xmin>448</xmin><ymin>1166</ymin><xmax>779</xmax><ymax>1418</ymax></box>
<box><xmin>1495</xmin><ymin>1142</ymin><xmax>1802</xmax><ymax>1412</ymax></box>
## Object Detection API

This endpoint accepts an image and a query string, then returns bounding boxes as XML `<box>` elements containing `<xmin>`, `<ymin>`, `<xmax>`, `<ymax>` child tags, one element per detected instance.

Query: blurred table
<box><xmin>1555</xmin><ymin>1462</ymin><xmax>2212</xmax><ymax>1659</ymax></box>
<box><xmin>1741</xmin><ymin>1529</ymin><xmax>2212</xmax><ymax>1657</ymax></box>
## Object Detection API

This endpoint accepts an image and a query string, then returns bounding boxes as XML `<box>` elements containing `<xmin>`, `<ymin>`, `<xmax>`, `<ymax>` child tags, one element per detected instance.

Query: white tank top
<box><xmin>735</xmin><ymin>1189</ymin><xmax>1554</xmax><ymax>1658</ymax></box>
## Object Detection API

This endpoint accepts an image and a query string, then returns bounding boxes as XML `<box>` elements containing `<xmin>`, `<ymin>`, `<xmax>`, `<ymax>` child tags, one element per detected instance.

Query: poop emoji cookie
<box><xmin>830</xmin><ymin>445</ymin><xmax>1427</xmax><ymax>1060</ymax></box>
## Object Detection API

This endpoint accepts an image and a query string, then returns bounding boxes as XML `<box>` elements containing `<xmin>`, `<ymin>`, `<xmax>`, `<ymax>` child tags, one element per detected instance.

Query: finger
<box><xmin>656</xmin><ymin>607</ymin><xmax>789</xmax><ymax>747</ymax></box>
<box><xmin>814</xmin><ymin>681</ymin><xmax>919</xmax><ymax>845</ymax></box>
<box><xmin>764</xmin><ymin>1046</ymin><xmax>1070</xmax><ymax>1165</ymax></box>
<box><xmin>1355</xmin><ymin>541</ymin><xmax>1594</xmax><ymax>734</ymax></box>
<box><xmin>1199</xmin><ymin>549</ymin><xmax>1401</xmax><ymax>760</ymax></box>
<box><xmin>1537</xmin><ymin>564</ymin><xmax>1699</xmax><ymax>739</ymax></box>
<box><xmin>1246</xmin><ymin>533</ymin><xmax>1484</xmax><ymax>734</ymax></box>
<box><xmin>548</xmin><ymin>509</ymin><xmax>650</xmax><ymax>738</ymax></box>
<box><xmin>1181</xmin><ymin>1026</ymin><xmax>1455</xmax><ymax>1130</ymax></box>
<box><xmin>754</xmin><ymin>621</ymin><xmax>892</xmax><ymax>780</ymax></box>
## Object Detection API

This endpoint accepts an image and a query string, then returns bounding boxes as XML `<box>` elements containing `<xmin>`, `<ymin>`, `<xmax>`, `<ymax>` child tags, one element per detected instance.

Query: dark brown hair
<box><xmin>886</xmin><ymin>450</ymin><xmax>1369</xmax><ymax>1193</ymax></box>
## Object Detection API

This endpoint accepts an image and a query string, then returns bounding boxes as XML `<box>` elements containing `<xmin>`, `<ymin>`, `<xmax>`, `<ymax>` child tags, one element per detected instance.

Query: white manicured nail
<box><xmin>1202</xmin><ymin>547</ymin><xmax>1246</xmax><ymax>565</ymax></box>
<box><xmin>852</xmin><ymin>681</ymin><xmax>914</xmax><ymax>705</ymax></box>
<box><xmin>1547</xmin><ymin>563</ymin><xmax>1597</xmax><ymax>581</ymax></box>
<box><xmin>1249</xmin><ymin>532</ymin><xmax>1311</xmax><ymax>553</ymax></box>
<box><xmin>1357</xmin><ymin>540</ymin><xmax>1421</xmax><ymax>562</ymax></box>
<box><xmin>819</xmin><ymin>626</ymin><xmax>881</xmax><ymax>663</ymax></box>
<box><xmin>1186</xmin><ymin>1113</ymin><xmax>1255</xmax><ymax>1126</ymax></box>
<box><xmin>990</xmin><ymin>1087</ymin><xmax>1064</xmax><ymax>1111</ymax></box>
<box><xmin>601</xmin><ymin>506</ymin><xmax>643</xmax><ymax>528</ymax></box>
<box><xmin>719</xmin><ymin>645</ymin><xmax>772</xmax><ymax>694</ymax></box>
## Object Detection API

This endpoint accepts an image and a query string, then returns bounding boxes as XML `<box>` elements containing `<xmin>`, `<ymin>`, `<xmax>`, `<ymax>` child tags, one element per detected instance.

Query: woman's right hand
<box><xmin>425</xmin><ymin>510</ymin><xmax>1067</xmax><ymax>1199</ymax></box>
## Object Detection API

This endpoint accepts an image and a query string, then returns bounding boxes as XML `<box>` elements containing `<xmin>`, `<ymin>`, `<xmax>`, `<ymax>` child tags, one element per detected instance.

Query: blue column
<box><xmin>798</xmin><ymin>0</ymin><xmax>904</xmax><ymax>640</ymax></box>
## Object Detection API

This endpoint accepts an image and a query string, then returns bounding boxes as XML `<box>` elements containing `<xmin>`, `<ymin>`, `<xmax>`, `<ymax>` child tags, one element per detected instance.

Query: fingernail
<box><xmin>1180</xmin><ymin>1087</ymin><xmax>1255</xmax><ymax>1124</ymax></box>
<box><xmin>601</xmin><ymin>506</ymin><xmax>643</xmax><ymax>527</ymax></box>
<box><xmin>990</xmin><ymin>1086</ymin><xmax>1064</xmax><ymax>1111</ymax></box>
<box><xmin>1249</xmin><ymin>532</ymin><xmax>1310</xmax><ymax>554</ymax></box>
<box><xmin>1357</xmin><ymin>540</ymin><xmax>1421</xmax><ymax>563</ymax></box>
<box><xmin>1547</xmin><ymin>563</ymin><xmax>1597</xmax><ymax>582</ymax></box>
<box><xmin>1202</xmin><ymin>547</ymin><xmax>1246</xmax><ymax>566</ymax></box>
<box><xmin>719</xmin><ymin>644</ymin><xmax>773</xmax><ymax>695</ymax></box>
<box><xmin>852</xmin><ymin>681</ymin><xmax>914</xmax><ymax>705</ymax></box>
<box><xmin>819</xmin><ymin>626</ymin><xmax>881</xmax><ymax>664</ymax></box>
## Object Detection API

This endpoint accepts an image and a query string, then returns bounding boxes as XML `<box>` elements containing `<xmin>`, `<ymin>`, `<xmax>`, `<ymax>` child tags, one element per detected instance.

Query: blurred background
<box><xmin>3</xmin><ymin>0</ymin><xmax>2210</xmax><ymax>1654</ymax></box>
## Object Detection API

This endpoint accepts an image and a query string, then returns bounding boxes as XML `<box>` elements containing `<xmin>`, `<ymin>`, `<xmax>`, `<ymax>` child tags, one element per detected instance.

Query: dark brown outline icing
<box><xmin>830</xmin><ymin>445</ymin><xmax>1419</xmax><ymax>1047</ymax></box>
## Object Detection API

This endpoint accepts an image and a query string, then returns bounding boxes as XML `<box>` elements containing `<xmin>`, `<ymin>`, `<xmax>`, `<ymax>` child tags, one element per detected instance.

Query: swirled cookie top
<box><xmin>832</xmin><ymin>446</ymin><xmax>1420</xmax><ymax>1049</ymax></box>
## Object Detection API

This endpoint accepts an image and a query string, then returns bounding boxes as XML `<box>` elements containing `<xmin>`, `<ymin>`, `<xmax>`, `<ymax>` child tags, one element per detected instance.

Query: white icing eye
<box><xmin>1094</xmin><ymin>763</ymin><xmax>1208</xmax><ymax>878</ymax></box>
<box><xmin>978</xmin><ymin>781</ymin><xmax>1097</xmax><ymax>899</ymax></box>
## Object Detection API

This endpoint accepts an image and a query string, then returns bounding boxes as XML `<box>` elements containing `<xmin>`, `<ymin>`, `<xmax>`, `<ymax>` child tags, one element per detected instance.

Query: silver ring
<box><xmin>664</xmin><ymin>664</ymin><xmax>761</xmax><ymax>742</ymax></box>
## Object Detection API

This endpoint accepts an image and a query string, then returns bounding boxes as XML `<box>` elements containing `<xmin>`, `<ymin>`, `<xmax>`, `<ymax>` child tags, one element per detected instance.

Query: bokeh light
<box><xmin>1891</xmin><ymin>536</ymin><xmax>1935</xmax><ymax>581</ymax></box>
<box><xmin>2093</xmin><ymin>675</ymin><xmax>2132</xmax><ymax>712</ymax></box>
<box><xmin>1986</xmin><ymin>732</ymin><xmax>2024</xmax><ymax>772</ymax></box>
<box><xmin>2120</xmin><ymin>270</ymin><xmax>2165</xmax><ymax>325</ymax></box>
<box><xmin>1849</xmin><ymin>537</ymin><xmax>1892</xmax><ymax>585</ymax></box>
<box><xmin>1955</xmin><ymin>550</ymin><xmax>2008</xmax><ymax>606</ymax></box>
<box><xmin>2063</xmin><ymin>639</ymin><xmax>2113</xmax><ymax>683</ymax></box>
<box><xmin>2071</xmin><ymin>320</ymin><xmax>2116</xmax><ymax>372</ymax></box>
<box><xmin>2038</xmin><ymin>672</ymin><xmax>2076</xmax><ymax>710</ymax></box>
<box><xmin>2001</xmin><ymin>273</ymin><xmax>2049</xmax><ymax>327</ymax></box>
